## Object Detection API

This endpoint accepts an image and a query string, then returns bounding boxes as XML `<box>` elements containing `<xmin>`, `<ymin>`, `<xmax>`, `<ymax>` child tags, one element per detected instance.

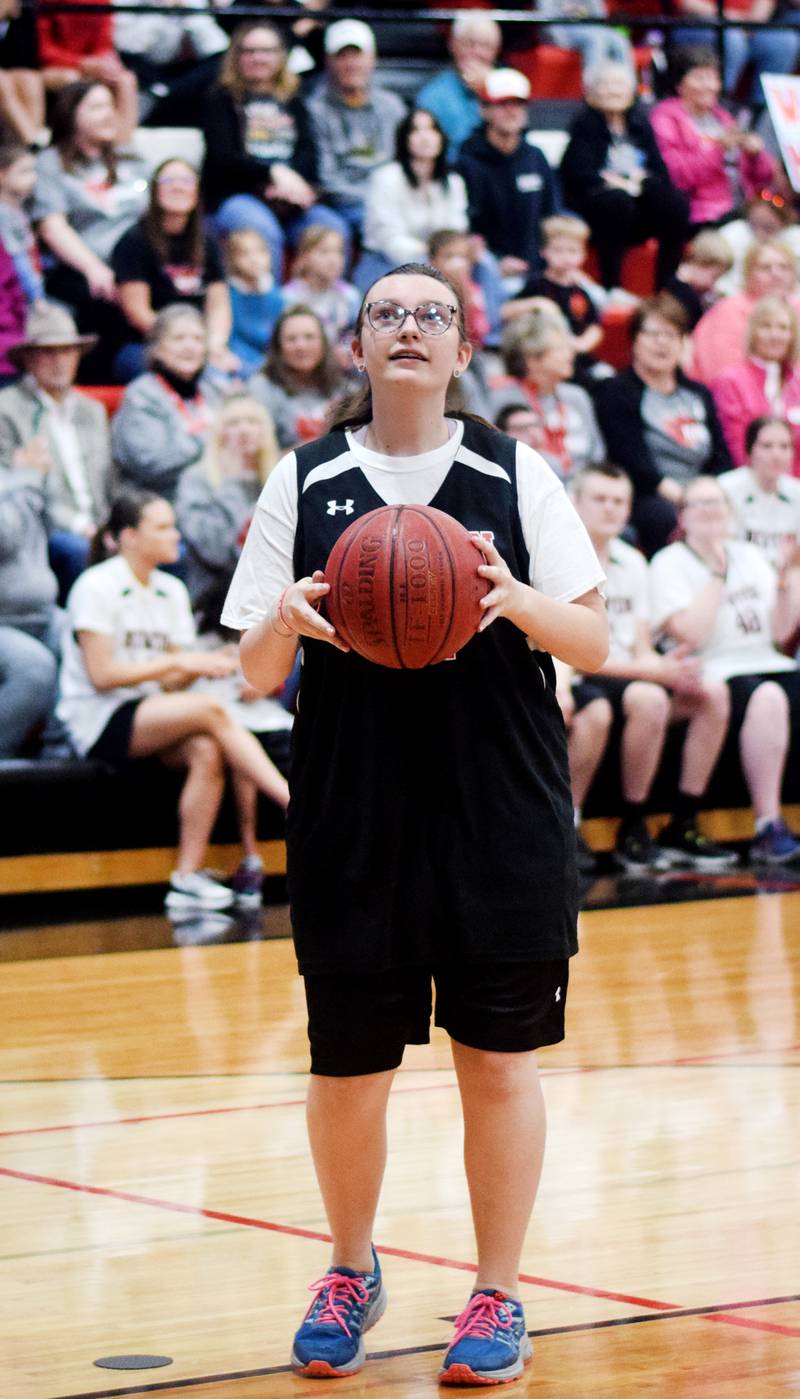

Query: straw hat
<box><xmin>9</xmin><ymin>302</ymin><xmax>98</xmax><ymax>367</ymax></box>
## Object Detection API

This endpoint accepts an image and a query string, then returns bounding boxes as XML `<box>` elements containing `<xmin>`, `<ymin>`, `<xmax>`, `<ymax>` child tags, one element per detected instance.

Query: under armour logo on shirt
<box><xmin>327</xmin><ymin>500</ymin><xmax>354</xmax><ymax>515</ymax></box>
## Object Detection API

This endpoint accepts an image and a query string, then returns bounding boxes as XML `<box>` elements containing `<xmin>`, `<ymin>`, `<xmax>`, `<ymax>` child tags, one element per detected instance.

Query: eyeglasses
<box><xmin>157</xmin><ymin>175</ymin><xmax>197</xmax><ymax>188</ymax></box>
<box><xmin>638</xmin><ymin>325</ymin><xmax>681</xmax><ymax>341</ymax></box>
<box><xmin>365</xmin><ymin>300</ymin><xmax>457</xmax><ymax>336</ymax></box>
<box><xmin>240</xmin><ymin>45</ymin><xmax>282</xmax><ymax>55</ymax></box>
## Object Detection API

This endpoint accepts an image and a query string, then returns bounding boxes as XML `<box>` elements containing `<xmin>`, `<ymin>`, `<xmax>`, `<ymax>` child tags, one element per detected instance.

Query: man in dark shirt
<box><xmin>457</xmin><ymin>68</ymin><xmax>561</xmax><ymax>285</ymax></box>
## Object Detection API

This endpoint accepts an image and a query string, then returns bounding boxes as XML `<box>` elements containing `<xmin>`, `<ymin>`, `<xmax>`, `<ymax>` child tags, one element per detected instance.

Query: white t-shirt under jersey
<box><xmin>649</xmin><ymin>538</ymin><xmax>796</xmax><ymax>682</ymax></box>
<box><xmin>604</xmin><ymin>537</ymin><xmax>650</xmax><ymax>664</ymax></box>
<box><xmin>718</xmin><ymin>467</ymin><xmax>800</xmax><ymax>572</ymax></box>
<box><xmin>222</xmin><ymin>421</ymin><xmax>606</xmax><ymax>631</ymax></box>
<box><xmin>58</xmin><ymin>555</ymin><xmax>196</xmax><ymax>755</ymax></box>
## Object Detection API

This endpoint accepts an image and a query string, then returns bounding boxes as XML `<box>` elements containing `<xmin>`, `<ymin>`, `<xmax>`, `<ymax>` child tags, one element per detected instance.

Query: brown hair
<box><xmin>327</xmin><ymin>262</ymin><xmax>487</xmax><ymax>432</ymax></box>
<box><xmin>219</xmin><ymin>21</ymin><xmax>299</xmax><ymax>105</ymax></box>
<box><xmin>630</xmin><ymin>292</ymin><xmax>689</xmax><ymax>342</ymax></box>
<box><xmin>50</xmin><ymin>81</ymin><xmax>118</xmax><ymax>183</ymax></box>
<box><xmin>571</xmin><ymin>461</ymin><xmax>633</xmax><ymax>500</ymax></box>
<box><xmin>142</xmin><ymin>159</ymin><xmax>205</xmax><ymax>270</ymax></box>
<box><xmin>265</xmin><ymin>305</ymin><xmax>343</xmax><ymax>396</ymax></box>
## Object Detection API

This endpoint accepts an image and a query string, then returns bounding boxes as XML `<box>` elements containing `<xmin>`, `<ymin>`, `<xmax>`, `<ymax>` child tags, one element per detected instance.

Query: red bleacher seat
<box><xmin>510</xmin><ymin>46</ymin><xmax>584</xmax><ymax>101</ymax></box>
<box><xmin>77</xmin><ymin>384</ymin><xmax>125</xmax><ymax>417</ymax></box>
<box><xmin>598</xmin><ymin>306</ymin><xmax>635</xmax><ymax>370</ymax></box>
<box><xmin>586</xmin><ymin>237</ymin><xmax>658</xmax><ymax>298</ymax></box>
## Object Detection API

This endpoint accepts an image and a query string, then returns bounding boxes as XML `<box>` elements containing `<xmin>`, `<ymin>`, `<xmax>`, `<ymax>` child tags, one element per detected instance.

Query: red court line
<box><xmin>0</xmin><ymin>1164</ymin><xmax>679</xmax><ymax>1312</ymax></box>
<box><xmin>3</xmin><ymin>1165</ymin><xmax>796</xmax><ymax>1340</ymax></box>
<box><xmin>4</xmin><ymin>1042</ymin><xmax>799</xmax><ymax>1140</ymax></box>
<box><xmin>707</xmin><ymin>1313</ymin><xmax>800</xmax><ymax>1338</ymax></box>
<box><xmin>0</xmin><ymin>1078</ymin><xmax>459</xmax><ymax>1141</ymax></box>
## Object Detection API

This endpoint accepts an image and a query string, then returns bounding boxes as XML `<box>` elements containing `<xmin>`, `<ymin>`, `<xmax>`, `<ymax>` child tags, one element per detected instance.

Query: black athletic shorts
<box><xmin>582</xmin><ymin>675</ymin><xmax>633</xmax><ymax>723</ymax></box>
<box><xmin>727</xmin><ymin>668</ymin><xmax>800</xmax><ymax>727</ymax></box>
<box><xmin>87</xmin><ymin>698</ymin><xmax>142</xmax><ymax>768</ymax></box>
<box><xmin>303</xmin><ymin>959</ymin><xmax>570</xmax><ymax>1076</ymax></box>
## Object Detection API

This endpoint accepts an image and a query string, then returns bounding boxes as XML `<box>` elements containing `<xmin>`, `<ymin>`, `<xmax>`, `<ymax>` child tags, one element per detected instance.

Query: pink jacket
<box><xmin>711</xmin><ymin>357</ymin><xmax>800</xmax><ymax>472</ymax></box>
<box><xmin>689</xmin><ymin>292</ymin><xmax>800</xmax><ymax>386</ymax></box>
<box><xmin>651</xmin><ymin>98</ymin><xmax>775</xmax><ymax>225</ymax></box>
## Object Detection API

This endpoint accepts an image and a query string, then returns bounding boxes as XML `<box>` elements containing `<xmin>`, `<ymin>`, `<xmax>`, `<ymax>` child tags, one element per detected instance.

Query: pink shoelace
<box><xmin>450</xmin><ymin>1291</ymin><xmax>514</xmax><ymax>1346</ymax></box>
<box><xmin>305</xmin><ymin>1272</ymin><xmax>371</xmax><ymax>1338</ymax></box>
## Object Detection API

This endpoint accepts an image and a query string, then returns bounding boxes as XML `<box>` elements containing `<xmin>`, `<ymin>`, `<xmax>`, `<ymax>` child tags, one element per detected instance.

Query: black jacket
<box><xmin>594</xmin><ymin>366</ymin><xmax>732</xmax><ymax>494</ymax></box>
<box><xmin>201</xmin><ymin>86</ymin><xmax>318</xmax><ymax>212</ymax></box>
<box><xmin>457</xmin><ymin>128</ymin><xmax>561</xmax><ymax>267</ymax></box>
<box><xmin>560</xmin><ymin>102</ymin><xmax>673</xmax><ymax>212</ymax></box>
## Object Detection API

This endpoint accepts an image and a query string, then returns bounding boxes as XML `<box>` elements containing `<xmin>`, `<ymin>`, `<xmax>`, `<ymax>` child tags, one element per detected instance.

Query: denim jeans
<box><xmin>0</xmin><ymin>622</ymin><xmax>59</xmax><ymax>756</ymax></box>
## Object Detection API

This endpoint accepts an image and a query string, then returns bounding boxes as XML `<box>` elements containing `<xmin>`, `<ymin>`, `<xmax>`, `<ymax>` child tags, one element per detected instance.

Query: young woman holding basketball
<box><xmin>222</xmin><ymin>264</ymin><xmax>608</xmax><ymax>1386</ymax></box>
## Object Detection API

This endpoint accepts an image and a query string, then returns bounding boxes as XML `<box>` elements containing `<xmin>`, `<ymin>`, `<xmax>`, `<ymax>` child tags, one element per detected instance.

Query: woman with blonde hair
<box><xmin>690</xmin><ymin>238</ymin><xmax>800</xmax><ymax>385</ymax></box>
<box><xmin>175</xmin><ymin>393</ymin><xmax>280</xmax><ymax>617</ymax></box>
<box><xmin>200</xmin><ymin>20</ymin><xmax>348</xmax><ymax>276</ymax></box>
<box><xmin>712</xmin><ymin>296</ymin><xmax>800</xmax><ymax>470</ymax></box>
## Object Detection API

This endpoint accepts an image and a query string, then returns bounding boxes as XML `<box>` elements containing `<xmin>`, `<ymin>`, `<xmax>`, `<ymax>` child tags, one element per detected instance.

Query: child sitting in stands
<box><xmin>428</xmin><ymin>229</ymin><xmax>489</xmax><ymax>349</ymax></box>
<box><xmin>225</xmin><ymin>229</ymin><xmax>285</xmax><ymax>378</ymax></box>
<box><xmin>502</xmin><ymin>215</ymin><xmax>608</xmax><ymax>386</ymax></box>
<box><xmin>282</xmin><ymin>225</ymin><xmax>359</xmax><ymax>363</ymax></box>
<box><xmin>663</xmin><ymin>229</ymin><xmax>734</xmax><ymax>331</ymax></box>
<box><xmin>0</xmin><ymin>140</ymin><xmax>43</xmax><ymax>305</ymax></box>
<box><xmin>428</xmin><ymin>228</ymin><xmax>493</xmax><ymax>417</ymax></box>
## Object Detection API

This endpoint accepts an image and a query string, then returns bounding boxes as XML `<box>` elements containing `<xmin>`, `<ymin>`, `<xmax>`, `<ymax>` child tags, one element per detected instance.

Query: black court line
<box><xmin>49</xmin><ymin>1293</ymin><xmax>800</xmax><ymax>1398</ymax></box>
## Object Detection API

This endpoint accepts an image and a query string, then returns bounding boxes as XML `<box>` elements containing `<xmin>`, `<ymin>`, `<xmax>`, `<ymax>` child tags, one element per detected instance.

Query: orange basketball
<box><xmin>324</xmin><ymin>504</ymin><xmax>490</xmax><ymax>669</ymax></box>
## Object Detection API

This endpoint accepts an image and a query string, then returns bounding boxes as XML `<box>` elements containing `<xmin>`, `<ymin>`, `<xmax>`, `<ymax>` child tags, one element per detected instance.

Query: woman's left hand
<box><xmin>472</xmin><ymin>534</ymin><xmax>525</xmax><ymax>632</ymax></box>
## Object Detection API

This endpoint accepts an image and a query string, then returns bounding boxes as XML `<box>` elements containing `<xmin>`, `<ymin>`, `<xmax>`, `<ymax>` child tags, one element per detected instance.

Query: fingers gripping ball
<box><xmin>325</xmin><ymin>505</ymin><xmax>490</xmax><ymax>669</ymax></box>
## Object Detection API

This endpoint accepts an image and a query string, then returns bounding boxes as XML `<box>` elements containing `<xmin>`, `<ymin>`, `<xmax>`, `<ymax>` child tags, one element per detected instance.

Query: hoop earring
<box><xmin>453</xmin><ymin>370</ymin><xmax>461</xmax><ymax>378</ymax></box>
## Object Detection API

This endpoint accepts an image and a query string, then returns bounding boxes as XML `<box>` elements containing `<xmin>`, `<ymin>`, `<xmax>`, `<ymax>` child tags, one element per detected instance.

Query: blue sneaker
<box><xmin>291</xmin><ymin>1248</ymin><xmax>386</xmax><ymax>1378</ymax></box>
<box><xmin>750</xmin><ymin>819</ymin><xmax>800</xmax><ymax>866</ymax></box>
<box><xmin>440</xmin><ymin>1288</ymin><xmax>533</xmax><ymax>1386</ymax></box>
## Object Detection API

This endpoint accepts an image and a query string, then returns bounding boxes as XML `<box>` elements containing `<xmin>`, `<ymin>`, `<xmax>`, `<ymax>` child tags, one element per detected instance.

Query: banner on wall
<box><xmin>763</xmin><ymin>74</ymin><xmax>800</xmax><ymax>192</ymax></box>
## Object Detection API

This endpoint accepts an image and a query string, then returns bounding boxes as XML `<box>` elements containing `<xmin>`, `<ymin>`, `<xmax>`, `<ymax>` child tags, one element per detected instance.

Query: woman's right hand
<box><xmin>265</xmin><ymin>164</ymin><xmax>315</xmax><ymax>210</ymax></box>
<box><xmin>86</xmin><ymin>261</ymin><xmax>116</xmax><ymax>301</ymax></box>
<box><xmin>657</xmin><ymin>476</ymin><xmax>684</xmax><ymax>506</ymax></box>
<box><xmin>274</xmin><ymin>571</ymin><xmax>350</xmax><ymax>652</ymax></box>
<box><xmin>177</xmin><ymin>650</ymin><xmax>240</xmax><ymax>679</ymax></box>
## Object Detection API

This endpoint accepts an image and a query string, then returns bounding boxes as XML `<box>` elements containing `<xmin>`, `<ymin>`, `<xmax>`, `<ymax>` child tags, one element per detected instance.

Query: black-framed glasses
<box><xmin>365</xmin><ymin>300</ymin><xmax>457</xmax><ymax>336</ymax></box>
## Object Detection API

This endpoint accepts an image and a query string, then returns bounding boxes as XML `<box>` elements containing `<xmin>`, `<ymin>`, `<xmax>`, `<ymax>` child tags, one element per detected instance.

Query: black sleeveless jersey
<box><xmin>287</xmin><ymin>419</ymin><xmax>579</xmax><ymax>975</ymax></box>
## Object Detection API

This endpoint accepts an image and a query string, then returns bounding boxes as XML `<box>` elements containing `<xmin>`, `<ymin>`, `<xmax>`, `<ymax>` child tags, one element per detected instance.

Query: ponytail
<box><xmin>89</xmin><ymin>489</ymin><xmax>162</xmax><ymax>565</ymax></box>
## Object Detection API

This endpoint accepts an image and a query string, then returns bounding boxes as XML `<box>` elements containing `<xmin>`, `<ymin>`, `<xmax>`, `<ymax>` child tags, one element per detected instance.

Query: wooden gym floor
<box><xmin>0</xmin><ymin>887</ymin><xmax>798</xmax><ymax>1397</ymax></box>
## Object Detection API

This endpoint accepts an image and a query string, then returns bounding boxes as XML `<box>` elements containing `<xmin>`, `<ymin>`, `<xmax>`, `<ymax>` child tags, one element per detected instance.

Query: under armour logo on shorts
<box><xmin>327</xmin><ymin>499</ymin><xmax>354</xmax><ymax>515</ymax></box>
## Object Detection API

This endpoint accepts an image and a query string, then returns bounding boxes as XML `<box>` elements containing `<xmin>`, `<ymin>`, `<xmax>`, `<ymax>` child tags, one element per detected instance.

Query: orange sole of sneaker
<box><xmin>294</xmin><ymin>1358</ymin><xmax>359</xmax><ymax>1378</ymax></box>
<box><xmin>439</xmin><ymin>1356</ymin><xmax>532</xmax><ymax>1386</ymax></box>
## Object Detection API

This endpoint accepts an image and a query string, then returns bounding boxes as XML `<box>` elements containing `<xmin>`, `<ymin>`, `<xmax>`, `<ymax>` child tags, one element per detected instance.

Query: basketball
<box><xmin>324</xmin><ymin>504</ymin><xmax>491</xmax><ymax>669</ymax></box>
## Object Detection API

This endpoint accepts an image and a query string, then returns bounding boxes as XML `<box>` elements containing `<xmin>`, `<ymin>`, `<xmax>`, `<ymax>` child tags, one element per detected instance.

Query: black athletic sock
<box><xmin>619</xmin><ymin>798</ymin><xmax>647</xmax><ymax>833</ymax></box>
<box><xmin>671</xmin><ymin>791</ymin><xmax>700</xmax><ymax>826</ymax></box>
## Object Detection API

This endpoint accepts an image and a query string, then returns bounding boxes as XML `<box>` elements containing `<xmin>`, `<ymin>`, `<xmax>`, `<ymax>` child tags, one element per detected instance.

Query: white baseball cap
<box><xmin>325</xmin><ymin>19</ymin><xmax>376</xmax><ymax>56</ymax></box>
<box><xmin>481</xmin><ymin>68</ymin><xmax>531</xmax><ymax>103</ymax></box>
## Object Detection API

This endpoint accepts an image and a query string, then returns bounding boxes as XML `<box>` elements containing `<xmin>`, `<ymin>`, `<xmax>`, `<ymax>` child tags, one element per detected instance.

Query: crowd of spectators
<box><xmin>2</xmin><ymin>4</ymin><xmax>800</xmax><ymax>905</ymax></box>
